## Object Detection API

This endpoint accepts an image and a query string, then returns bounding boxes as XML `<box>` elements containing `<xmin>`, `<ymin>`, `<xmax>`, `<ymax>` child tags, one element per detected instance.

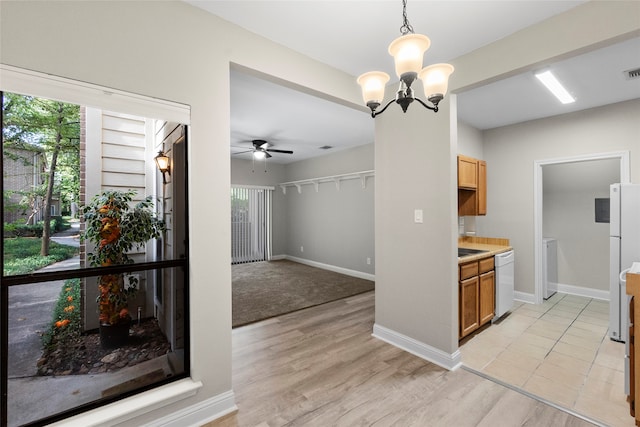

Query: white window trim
<box><xmin>48</xmin><ymin>379</ymin><xmax>203</xmax><ymax>427</ymax></box>
<box><xmin>0</xmin><ymin>64</ymin><xmax>190</xmax><ymax>124</ymax></box>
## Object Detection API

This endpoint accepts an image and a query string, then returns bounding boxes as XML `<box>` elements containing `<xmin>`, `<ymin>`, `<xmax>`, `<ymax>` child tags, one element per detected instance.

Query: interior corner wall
<box><xmin>0</xmin><ymin>1</ymin><xmax>363</xmax><ymax>425</ymax></box>
<box><xmin>457</xmin><ymin>120</ymin><xmax>484</xmax><ymax>159</ymax></box>
<box><xmin>478</xmin><ymin>99</ymin><xmax>640</xmax><ymax>296</ymax></box>
<box><xmin>283</xmin><ymin>144</ymin><xmax>375</xmax><ymax>275</ymax></box>
<box><xmin>231</xmin><ymin>158</ymin><xmax>287</xmax><ymax>256</ymax></box>
<box><xmin>543</xmin><ymin>186</ymin><xmax>612</xmax><ymax>292</ymax></box>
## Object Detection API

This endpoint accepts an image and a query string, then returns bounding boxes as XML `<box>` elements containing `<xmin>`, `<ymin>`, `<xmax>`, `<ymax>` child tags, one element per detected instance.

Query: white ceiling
<box><xmin>185</xmin><ymin>1</ymin><xmax>640</xmax><ymax>164</ymax></box>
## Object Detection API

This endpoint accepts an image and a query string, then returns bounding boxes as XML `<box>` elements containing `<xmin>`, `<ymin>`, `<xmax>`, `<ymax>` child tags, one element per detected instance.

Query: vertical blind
<box><xmin>231</xmin><ymin>186</ymin><xmax>272</xmax><ymax>264</ymax></box>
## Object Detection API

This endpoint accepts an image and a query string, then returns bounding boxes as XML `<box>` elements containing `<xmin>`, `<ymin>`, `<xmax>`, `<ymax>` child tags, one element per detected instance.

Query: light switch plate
<box><xmin>414</xmin><ymin>209</ymin><xmax>423</xmax><ymax>223</ymax></box>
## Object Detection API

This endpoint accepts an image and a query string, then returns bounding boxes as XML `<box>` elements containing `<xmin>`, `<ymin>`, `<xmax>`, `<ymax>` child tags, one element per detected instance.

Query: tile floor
<box><xmin>460</xmin><ymin>292</ymin><xmax>632</xmax><ymax>427</ymax></box>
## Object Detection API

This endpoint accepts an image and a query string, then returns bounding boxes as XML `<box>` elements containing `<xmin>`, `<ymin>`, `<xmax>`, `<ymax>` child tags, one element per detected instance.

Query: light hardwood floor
<box><xmin>460</xmin><ymin>293</ymin><xmax>631</xmax><ymax>427</ymax></box>
<box><xmin>204</xmin><ymin>292</ymin><xmax>594</xmax><ymax>427</ymax></box>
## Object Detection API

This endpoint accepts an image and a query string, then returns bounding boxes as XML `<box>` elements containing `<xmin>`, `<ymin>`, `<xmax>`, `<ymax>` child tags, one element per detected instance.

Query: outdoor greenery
<box><xmin>2</xmin><ymin>92</ymin><xmax>80</xmax><ymax>256</ymax></box>
<box><xmin>82</xmin><ymin>189</ymin><xmax>165</xmax><ymax>326</ymax></box>
<box><xmin>4</xmin><ymin>216</ymin><xmax>69</xmax><ymax>238</ymax></box>
<box><xmin>3</xmin><ymin>237</ymin><xmax>78</xmax><ymax>276</ymax></box>
<box><xmin>42</xmin><ymin>278</ymin><xmax>82</xmax><ymax>348</ymax></box>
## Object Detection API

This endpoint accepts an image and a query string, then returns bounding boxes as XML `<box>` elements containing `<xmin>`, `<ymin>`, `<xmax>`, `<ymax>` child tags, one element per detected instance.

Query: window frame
<box><xmin>0</xmin><ymin>66</ymin><xmax>193</xmax><ymax>426</ymax></box>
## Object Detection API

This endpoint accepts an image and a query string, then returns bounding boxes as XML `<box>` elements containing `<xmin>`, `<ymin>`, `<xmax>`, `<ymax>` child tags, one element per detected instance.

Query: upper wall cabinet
<box><xmin>458</xmin><ymin>155</ymin><xmax>478</xmax><ymax>189</ymax></box>
<box><xmin>458</xmin><ymin>155</ymin><xmax>487</xmax><ymax>216</ymax></box>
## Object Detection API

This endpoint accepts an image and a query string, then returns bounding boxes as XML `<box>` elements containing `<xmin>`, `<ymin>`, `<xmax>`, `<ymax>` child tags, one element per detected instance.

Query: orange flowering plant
<box><xmin>81</xmin><ymin>190</ymin><xmax>165</xmax><ymax>326</ymax></box>
<box><xmin>42</xmin><ymin>279</ymin><xmax>81</xmax><ymax>349</ymax></box>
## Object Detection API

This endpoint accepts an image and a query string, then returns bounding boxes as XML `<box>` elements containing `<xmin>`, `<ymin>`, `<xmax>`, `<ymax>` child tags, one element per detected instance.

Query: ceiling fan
<box><xmin>233</xmin><ymin>139</ymin><xmax>294</xmax><ymax>159</ymax></box>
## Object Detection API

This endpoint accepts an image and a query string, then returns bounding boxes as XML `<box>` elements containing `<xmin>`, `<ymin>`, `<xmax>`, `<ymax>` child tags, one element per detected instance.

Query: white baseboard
<box><xmin>145</xmin><ymin>390</ymin><xmax>237</xmax><ymax>427</ymax></box>
<box><xmin>285</xmin><ymin>255</ymin><xmax>375</xmax><ymax>282</ymax></box>
<box><xmin>514</xmin><ymin>291</ymin><xmax>536</xmax><ymax>304</ymax></box>
<box><xmin>270</xmin><ymin>254</ymin><xmax>286</xmax><ymax>261</ymax></box>
<box><xmin>550</xmin><ymin>282</ymin><xmax>610</xmax><ymax>301</ymax></box>
<box><xmin>372</xmin><ymin>323</ymin><xmax>461</xmax><ymax>371</ymax></box>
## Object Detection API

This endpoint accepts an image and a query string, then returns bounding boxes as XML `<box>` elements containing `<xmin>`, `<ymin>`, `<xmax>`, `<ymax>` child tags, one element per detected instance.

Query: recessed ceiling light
<box><xmin>535</xmin><ymin>70</ymin><xmax>575</xmax><ymax>104</ymax></box>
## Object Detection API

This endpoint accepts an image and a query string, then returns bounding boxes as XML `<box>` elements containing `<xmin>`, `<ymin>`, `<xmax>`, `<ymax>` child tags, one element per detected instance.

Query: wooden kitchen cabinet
<box><xmin>460</xmin><ymin>276</ymin><xmax>480</xmax><ymax>337</ymax></box>
<box><xmin>479</xmin><ymin>271</ymin><xmax>495</xmax><ymax>325</ymax></box>
<box><xmin>459</xmin><ymin>256</ymin><xmax>495</xmax><ymax>339</ymax></box>
<box><xmin>477</xmin><ymin>160</ymin><xmax>487</xmax><ymax>215</ymax></box>
<box><xmin>457</xmin><ymin>155</ymin><xmax>478</xmax><ymax>189</ymax></box>
<box><xmin>457</xmin><ymin>155</ymin><xmax>487</xmax><ymax>216</ymax></box>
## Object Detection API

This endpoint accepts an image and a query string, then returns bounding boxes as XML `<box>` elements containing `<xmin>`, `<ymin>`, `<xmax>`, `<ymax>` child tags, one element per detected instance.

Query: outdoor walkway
<box><xmin>50</xmin><ymin>221</ymin><xmax>80</xmax><ymax>248</ymax></box>
<box><xmin>7</xmin><ymin>226</ymin><xmax>80</xmax><ymax>425</ymax></box>
<box><xmin>6</xmin><ymin>224</ymin><xmax>172</xmax><ymax>426</ymax></box>
<box><xmin>8</xmin><ymin>224</ymin><xmax>80</xmax><ymax>378</ymax></box>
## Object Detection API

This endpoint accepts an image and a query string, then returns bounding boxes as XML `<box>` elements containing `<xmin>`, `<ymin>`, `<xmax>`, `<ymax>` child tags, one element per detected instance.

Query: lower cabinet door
<box><xmin>460</xmin><ymin>276</ymin><xmax>479</xmax><ymax>338</ymax></box>
<box><xmin>479</xmin><ymin>271</ymin><xmax>495</xmax><ymax>325</ymax></box>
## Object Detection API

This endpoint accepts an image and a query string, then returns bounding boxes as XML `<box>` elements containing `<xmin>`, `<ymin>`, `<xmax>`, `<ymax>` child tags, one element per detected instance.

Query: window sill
<box><xmin>49</xmin><ymin>378</ymin><xmax>203</xmax><ymax>427</ymax></box>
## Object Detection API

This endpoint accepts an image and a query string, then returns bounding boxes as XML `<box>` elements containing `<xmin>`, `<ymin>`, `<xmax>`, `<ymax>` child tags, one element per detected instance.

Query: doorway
<box><xmin>533</xmin><ymin>151</ymin><xmax>630</xmax><ymax>304</ymax></box>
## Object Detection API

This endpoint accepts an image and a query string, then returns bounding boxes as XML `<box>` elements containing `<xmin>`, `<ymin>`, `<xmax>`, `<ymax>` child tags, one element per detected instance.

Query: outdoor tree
<box><xmin>2</xmin><ymin>92</ymin><xmax>80</xmax><ymax>255</ymax></box>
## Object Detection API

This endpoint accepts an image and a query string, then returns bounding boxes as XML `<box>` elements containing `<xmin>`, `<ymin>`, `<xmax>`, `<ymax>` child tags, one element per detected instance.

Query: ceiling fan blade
<box><xmin>266</xmin><ymin>149</ymin><xmax>294</xmax><ymax>154</ymax></box>
<box><xmin>265</xmin><ymin>151</ymin><xmax>272</xmax><ymax>158</ymax></box>
<box><xmin>232</xmin><ymin>149</ymin><xmax>254</xmax><ymax>155</ymax></box>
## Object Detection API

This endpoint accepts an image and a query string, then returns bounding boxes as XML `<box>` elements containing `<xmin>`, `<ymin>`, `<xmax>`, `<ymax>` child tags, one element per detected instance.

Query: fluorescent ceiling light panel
<box><xmin>535</xmin><ymin>70</ymin><xmax>575</xmax><ymax>104</ymax></box>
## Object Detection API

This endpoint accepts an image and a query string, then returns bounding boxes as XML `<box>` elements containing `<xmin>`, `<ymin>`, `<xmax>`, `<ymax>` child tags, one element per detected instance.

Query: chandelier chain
<box><xmin>399</xmin><ymin>0</ymin><xmax>414</xmax><ymax>35</ymax></box>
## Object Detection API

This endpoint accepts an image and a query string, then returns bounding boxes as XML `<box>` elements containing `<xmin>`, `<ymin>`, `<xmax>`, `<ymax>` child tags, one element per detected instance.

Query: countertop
<box><xmin>458</xmin><ymin>236</ymin><xmax>512</xmax><ymax>264</ymax></box>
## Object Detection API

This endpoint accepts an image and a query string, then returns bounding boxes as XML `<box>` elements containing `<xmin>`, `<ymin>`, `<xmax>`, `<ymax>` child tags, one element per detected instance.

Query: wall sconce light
<box><xmin>154</xmin><ymin>150</ymin><xmax>171</xmax><ymax>184</ymax></box>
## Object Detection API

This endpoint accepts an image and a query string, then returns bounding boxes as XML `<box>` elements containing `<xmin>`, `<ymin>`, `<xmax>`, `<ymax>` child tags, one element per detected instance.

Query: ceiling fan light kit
<box><xmin>357</xmin><ymin>0</ymin><xmax>454</xmax><ymax>118</ymax></box>
<box><xmin>233</xmin><ymin>139</ymin><xmax>294</xmax><ymax>162</ymax></box>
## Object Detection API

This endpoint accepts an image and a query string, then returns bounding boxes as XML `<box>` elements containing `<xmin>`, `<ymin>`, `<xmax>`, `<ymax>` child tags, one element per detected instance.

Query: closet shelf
<box><xmin>278</xmin><ymin>170</ymin><xmax>374</xmax><ymax>194</ymax></box>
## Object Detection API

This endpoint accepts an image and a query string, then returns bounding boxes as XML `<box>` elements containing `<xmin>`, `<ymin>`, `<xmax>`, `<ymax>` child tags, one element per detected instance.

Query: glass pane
<box><xmin>6</xmin><ymin>268</ymin><xmax>187</xmax><ymax>426</ymax></box>
<box><xmin>3</xmin><ymin>93</ymin><xmax>188</xmax><ymax>274</ymax></box>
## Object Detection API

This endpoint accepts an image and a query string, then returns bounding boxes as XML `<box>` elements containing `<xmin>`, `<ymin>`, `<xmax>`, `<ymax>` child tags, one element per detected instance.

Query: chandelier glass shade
<box><xmin>357</xmin><ymin>0</ymin><xmax>454</xmax><ymax>118</ymax></box>
<box><xmin>388</xmin><ymin>34</ymin><xmax>430</xmax><ymax>79</ymax></box>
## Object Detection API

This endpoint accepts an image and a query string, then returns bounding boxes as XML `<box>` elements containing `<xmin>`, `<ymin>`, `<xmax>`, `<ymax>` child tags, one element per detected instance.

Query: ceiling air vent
<box><xmin>318</xmin><ymin>145</ymin><xmax>333</xmax><ymax>150</ymax></box>
<box><xmin>624</xmin><ymin>67</ymin><xmax>640</xmax><ymax>80</ymax></box>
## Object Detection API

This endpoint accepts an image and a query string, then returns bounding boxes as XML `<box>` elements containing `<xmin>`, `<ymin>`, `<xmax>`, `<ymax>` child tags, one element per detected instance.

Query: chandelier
<box><xmin>357</xmin><ymin>0</ymin><xmax>454</xmax><ymax>118</ymax></box>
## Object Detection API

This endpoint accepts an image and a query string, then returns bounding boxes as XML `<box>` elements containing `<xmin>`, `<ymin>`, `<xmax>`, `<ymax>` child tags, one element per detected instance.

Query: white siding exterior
<box><xmin>83</xmin><ymin>108</ymin><xmax>156</xmax><ymax>330</ymax></box>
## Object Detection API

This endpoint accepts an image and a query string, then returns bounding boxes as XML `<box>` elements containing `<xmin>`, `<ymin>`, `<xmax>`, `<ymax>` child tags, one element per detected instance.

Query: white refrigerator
<box><xmin>609</xmin><ymin>183</ymin><xmax>640</xmax><ymax>342</ymax></box>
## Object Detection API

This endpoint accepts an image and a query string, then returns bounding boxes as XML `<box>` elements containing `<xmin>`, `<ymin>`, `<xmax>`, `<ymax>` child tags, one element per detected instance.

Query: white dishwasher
<box><xmin>494</xmin><ymin>250</ymin><xmax>515</xmax><ymax>321</ymax></box>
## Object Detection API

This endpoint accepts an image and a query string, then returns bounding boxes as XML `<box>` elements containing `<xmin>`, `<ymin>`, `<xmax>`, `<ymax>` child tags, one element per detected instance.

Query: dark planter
<box><xmin>99</xmin><ymin>321</ymin><xmax>130</xmax><ymax>349</ymax></box>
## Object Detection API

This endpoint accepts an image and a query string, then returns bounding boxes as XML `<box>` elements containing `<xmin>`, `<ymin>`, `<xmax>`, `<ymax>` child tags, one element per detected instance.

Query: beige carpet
<box><xmin>232</xmin><ymin>259</ymin><xmax>374</xmax><ymax>327</ymax></box>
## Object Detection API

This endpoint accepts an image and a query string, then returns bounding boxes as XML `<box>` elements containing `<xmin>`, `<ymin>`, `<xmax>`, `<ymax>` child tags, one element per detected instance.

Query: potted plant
<box><xmin>81</xmin><ymin>190</ymin><xmax>165</xmax><ymax>348</ymax></box>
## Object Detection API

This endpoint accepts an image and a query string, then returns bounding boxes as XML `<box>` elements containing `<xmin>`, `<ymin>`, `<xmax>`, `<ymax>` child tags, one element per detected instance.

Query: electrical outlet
<box><xmin>300</xmin><ymin>246</ymin><xmax>304</xmax><ymax>253</ymax></box>
<box><xmin>367</xmin><ymin>257</ymin><xmax>371</xmax><ymax>265</ymax></box>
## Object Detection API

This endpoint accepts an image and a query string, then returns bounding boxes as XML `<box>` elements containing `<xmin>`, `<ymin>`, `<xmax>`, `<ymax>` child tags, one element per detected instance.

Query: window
<box><xmin>231</xmin><ymin>186</ymin><xmax>273</xmax><ymax>264</ymax></box>
<box><xmin>1</xmin><ymin>71</ymin><xmax>190</xmax><ymax>426</ymax></box>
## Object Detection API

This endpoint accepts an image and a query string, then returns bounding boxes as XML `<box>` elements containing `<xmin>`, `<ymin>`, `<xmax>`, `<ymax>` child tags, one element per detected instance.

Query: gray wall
<box><xmin>284</xmin><ymin>144</ymin><xmax>374</xmax><ymax>275</ymax></box>
<box><xmin>477</xmin><ymin>99</ymin><xmax>640</xmax><ymax>297</ymax></box>
<box><xmin>543</xmin><ymin>187</ymin><xmax>611</xmax><ymax>292</ymax></box>
<box><xmin>457</xmin><ymin>120</ymin><xmax>484</xmax><ymax>160</ymax></box>
<box><xmin>232</xmin><ymin>144</ymin><xmax>375</xmax><ymax>275</ymax></box>
<box><xmin>375</xmin><ymin>100</ymin><xmax>458</xmax><ymax>356</ymax></box>
<box><xmin>542</xmin><ymin>158</ymin><xmax>621</xmax><ymax>294</ymax></box>
<box><xmin>231</xmin><ymin>158</ymin><xmax>287</xmax><ymax>256</ymax></box>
